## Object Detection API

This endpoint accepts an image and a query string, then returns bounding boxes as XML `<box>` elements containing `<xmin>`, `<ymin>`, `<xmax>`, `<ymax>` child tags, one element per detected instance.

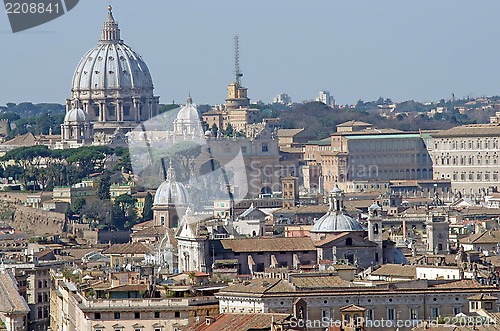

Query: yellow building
<box><xmin>52</xmin><ymin>179</ymin><xmax>97</xmax><ymax>205</ymax></box>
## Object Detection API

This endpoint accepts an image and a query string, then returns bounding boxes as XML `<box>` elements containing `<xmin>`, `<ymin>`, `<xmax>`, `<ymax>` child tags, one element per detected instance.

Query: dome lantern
<box><xmin>100</xmin><ymin>5</ymin><xmax>121</xmax><ymax>43</ymax></box>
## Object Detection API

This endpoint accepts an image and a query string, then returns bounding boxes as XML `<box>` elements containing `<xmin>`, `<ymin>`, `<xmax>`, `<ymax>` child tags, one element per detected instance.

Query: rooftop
<box><xmin>221</xmin><ymin>237</ymin><xmax>316</xmax><ymax>253</ymax></box>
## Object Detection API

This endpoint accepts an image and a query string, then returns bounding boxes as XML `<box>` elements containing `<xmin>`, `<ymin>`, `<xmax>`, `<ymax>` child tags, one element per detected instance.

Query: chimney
<box><xmin>206</xmin><ymin>316</ymin><xmax>216</xmax><ymax>326</ymax></box>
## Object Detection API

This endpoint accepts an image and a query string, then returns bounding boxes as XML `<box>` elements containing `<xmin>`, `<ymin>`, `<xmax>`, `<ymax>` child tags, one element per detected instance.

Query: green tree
<box><xmin>81</xmin><ymin>198</ymin><xmax>112</xmax><ymax>225</ymax></box>
<box><xmin>114</xmin><ymin>193</ymin><xmax>138</xmax><ymax>229</ymax></box>
<box><xmin>222</xmin><ymin>123</ymin><xmax>234</xmax><ymax>136</ymax></box>
<box><xmin>113</xmin><ymin>149</ymin><xmax>132</xmax><ymax>173</ymax></box>
<box><xmin>161</xmin><ymin>141</ymin><xmax>202</xmax><ymax>180</ymax></box>
<box><xmin>73</xmin><ymin>197</ymin><xmax>86</xmax><ymax>214</ymax></box>
<box><xmin>211</xmin><ymin>123</ymin><xmax>218</xmax><ymax>137</ymax></box>
<box><xmin>142</xmin><ymin>192</ymin><xmax>154</xmax><ymax>221</ymax></box>
<box><xmin>97</xmin><ymin>172</ymin><xmax>111</xmax><ymax>200</ymax></box>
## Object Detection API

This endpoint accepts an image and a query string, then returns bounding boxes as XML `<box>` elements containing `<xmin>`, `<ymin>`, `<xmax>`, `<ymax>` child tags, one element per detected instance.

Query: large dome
<box><xmin>64</xmin><ymin>108</ymin><xmax>88</xmax><ymax>123</ymax></box>
<box><xmin>71</xmin><ymin>43</ymin><xmax>153</xmax><ymax>93</ymax></box>
<box><xmin>67</xmin><ymin>5</ymin><xmax>159</xmax><ymax>127</ymax></box>
<box><xmin>71</xmin><ymin>7</ymin><xmax>153</xmax><ymax>95</ymax></box>
<box><xmin>153</xmin><ymin>164</ymin><xmax>190</xmax><ymax>206</ymax></box>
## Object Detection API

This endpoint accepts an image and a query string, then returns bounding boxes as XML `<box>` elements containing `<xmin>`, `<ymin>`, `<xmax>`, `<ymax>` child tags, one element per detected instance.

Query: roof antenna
<box><xmin>234</xmin><ymin>35</ymin><xmax>243</xmax><ymax>86</ymax></box>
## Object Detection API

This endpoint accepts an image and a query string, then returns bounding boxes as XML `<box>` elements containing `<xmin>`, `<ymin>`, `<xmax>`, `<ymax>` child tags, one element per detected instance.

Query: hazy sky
<box><xmin>1</xmin><ymin>0</ymin><xmax>500</xmax><ymax>106</ymax></box>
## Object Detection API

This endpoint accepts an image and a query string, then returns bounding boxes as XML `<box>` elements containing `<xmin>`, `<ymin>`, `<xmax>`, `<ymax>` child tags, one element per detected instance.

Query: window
<box><xmin>410</xmin><ymin>308</ymin><xmax>418</xmax><ymax>320</ymax></box>
<box><xmin>154</xmin><ymin>312</ymin><xmax>160</xmax><ymax>318</ymax></box>
<box><xmin>431</xmin><ymin>307</ymin><xmax>440</xmax><ymax>318</ymax></box>
<box><xmin>134</xmin><ymin>312</ymin><xmax>140</xmax><ymax>319</ymax></box>
<box><xmin>387</xmin><ymin>308</ymin><xmax>395</xmax><ymax>321</ymax></box>
<box><xmin>174</xmin><ymin>311</ymin><xmax>180</xmax><ymax>318</ymax></box>
<box><xmin>453</xmin><ymin>306</ymin><xmax>461</xmax><ymax>315</ymax></box>
<box><xmin>114</xmin><ymin>312</ymin><xmax>121</xmax><ymax>319</ymax></box>
<box><xmin>94</xmin><ymin>313</ymin><xmax>101</xmax><ymax>319</ymax></box>
<box><xmin>261</xmin><ymin>143</ymin><xmax>269</xmax><ymax>152</ymax></box>
<box><xmin>366</xmin><ymin>309</ymin><xmax>374</xmax><ymax>321</ymax></box>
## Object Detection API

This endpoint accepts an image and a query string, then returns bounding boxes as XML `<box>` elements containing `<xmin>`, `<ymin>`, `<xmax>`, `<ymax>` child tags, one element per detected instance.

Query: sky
<box><xmin>1</xmin><ymin>0</ymin><xmax>500</xmax><ymax>106</ymax></box>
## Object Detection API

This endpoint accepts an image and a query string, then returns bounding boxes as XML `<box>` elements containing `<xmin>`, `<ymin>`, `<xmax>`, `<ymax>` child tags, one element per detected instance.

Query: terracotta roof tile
<box><xmin>104</xmin><ymin>242</ymin><xmax>151</xmax><ymax>255</ymax></box>
<box><xmin>371</xmin><ymin>264</ymin><xmax>416</xmax><ymax>278</ymax></box>
<box><xmin>221</xmin><ymin>237</ymin><xmax>315</xmax><ymax>252</ymax></box>
<box><xmin>188</xmin><ymin>313</ymin><xmax>292</xmax><ymax>331</ymax></box>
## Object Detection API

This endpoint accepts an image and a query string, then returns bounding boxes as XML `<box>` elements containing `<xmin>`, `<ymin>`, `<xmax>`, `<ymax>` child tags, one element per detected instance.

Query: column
<box><xmin>117</xmin><ymin>101</ymin><xmax>123</xmax><ymax>122</ymax></box>
<box><xmin>133</xmin><ymin>99</ymin><xmax>140</xmax><ymax>122</ymax></box>
<box><xmin>98</xmin><ymin>103</ymin><xmax>104</xmax><ymax>122</ymax></box>
<box><xmin>102</xmin><ymin>103</ymin><xmax>107</xmax><ymax>122</ymax></box>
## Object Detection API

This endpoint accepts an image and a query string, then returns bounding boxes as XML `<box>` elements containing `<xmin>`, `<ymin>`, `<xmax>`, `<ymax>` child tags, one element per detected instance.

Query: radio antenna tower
<box><xmin>234</xmin><ymin>35</ymin><xmax>243</xmax><ymax>86</ymax></box>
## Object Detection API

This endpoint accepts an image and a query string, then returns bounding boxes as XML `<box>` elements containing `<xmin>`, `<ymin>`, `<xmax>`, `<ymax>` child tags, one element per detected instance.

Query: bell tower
<box><xmin>426</xmin><ymin>213</ymin><xmax>449</xmax><ymax>255</ymax></box>
<box><xmin>368</xmin><ymin>201</ymin><xmax>383</xmax><ymax>265</ymax></box>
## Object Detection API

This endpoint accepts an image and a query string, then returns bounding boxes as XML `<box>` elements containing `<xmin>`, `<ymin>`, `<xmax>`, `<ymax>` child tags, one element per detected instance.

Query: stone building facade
<box><xmin>303</xmin><ymin>122</ymin><xmax>433</xmax><ymax>193</ymax></box>
<box><xmin>216</xmin><ymin>277</ymin><xmax>500</xmax><ymax>331</ymax></box>
<box><xmin>430</xmin><ymin>124</ymin><xmax>500</xmax><ymax>195</ymax></box>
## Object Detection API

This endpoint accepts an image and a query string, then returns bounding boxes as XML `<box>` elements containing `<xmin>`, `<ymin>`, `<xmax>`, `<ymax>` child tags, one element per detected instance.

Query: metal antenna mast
<box><xmin>234</xmin><ymin>35</ymin><xmax>243</xmax><ymax>86</ymax></box>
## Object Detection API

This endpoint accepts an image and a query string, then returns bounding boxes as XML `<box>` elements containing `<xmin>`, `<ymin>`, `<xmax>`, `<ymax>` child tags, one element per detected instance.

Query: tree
<box><xmin>97</xmin><ymin>172</ymin><xmax>111</xmax><ymax>201</ymax></box>
<box><xmin>113</xmin><ymin>149</ymin><xmax>132</xmax><ymax>173</ymax></box>
<box><xmin>142</xmin><ymin>192</ymin><xmax>154</xmax><ymax>221</ymax></box>
<box><xmin>73</xmin><ymin>197</ymin><xmax>86</xmax><ymax>214</ymax></box>
<box><xmin>211</xmin><ymin>123</ymin><xmax>218</xmax><ymax>137</ymax></box>
<box><xmin>222</xmin><ymin>123</ymin><xmax>234</xmax><ymax>136</ymax></box>
<box><xmin>114</xmin><ymin>194</ymin><xmax>138</xmax><ymax>229</ymax></box>
<box><xmin>81</xmin><ymin>199</ymin><xmax>112</xmax><ymax>225</ymax></box>
<box><xmin>161</xmin><ymin>141</ymin><xmax>202</xmax><ymax>180</ymax></box>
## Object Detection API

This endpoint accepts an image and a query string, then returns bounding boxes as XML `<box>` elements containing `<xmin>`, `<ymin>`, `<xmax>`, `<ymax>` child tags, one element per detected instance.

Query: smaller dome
<box><xmin>64</xmin><ymin>108</ymin><xmax>88</xmax><ymax>123</ymax></box>
<box><xmin>311</xmin><ymin>213</ymin><xmax>364</xmax><ymax>233</ymax></box>
<box><xmin>176</xmin><ymin>96</ymin><xmax>200</xmax><ymax>123</ymax></box>
<box><xmin>153</xmin><ymin>162</ymin><xmax>190</xmax><ymax>206</ymax></box>
<box><xmin>154</xmin><ymin>181</ymin><xmax>190</xmax><ymax>205</ymax></box>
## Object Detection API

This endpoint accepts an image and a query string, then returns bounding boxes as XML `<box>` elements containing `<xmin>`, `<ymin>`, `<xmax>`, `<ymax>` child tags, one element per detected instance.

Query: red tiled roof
<box><xmin>188</xmin><ymin>313</ymin><xmax>292</xmax><ymax>331</ymax></box>
<box><xmin>104</xmin><ymin>242</ymin><xmax>151</xmax><ymax>255</ymax></box>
